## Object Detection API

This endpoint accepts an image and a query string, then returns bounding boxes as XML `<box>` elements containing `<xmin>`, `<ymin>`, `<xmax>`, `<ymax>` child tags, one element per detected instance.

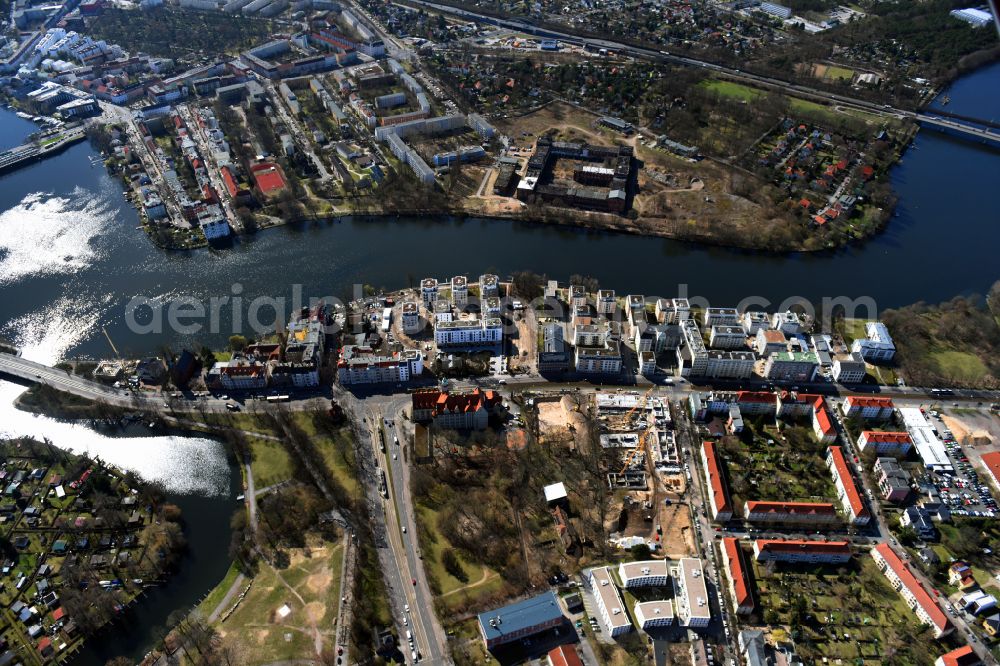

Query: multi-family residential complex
<box><xmin>401</xmin><ymin>301</ymin><xmax>420</xmax><ymax>334</ymax></box>
<box><xmin>597</xmin><ymin>290</ymin><xmax>616</xmax><ymax>315</ymax></box>
<box><xmin>764</xmin><ymin>351</ymin><xmax>819</xmax><ymax>382</ymax></box>
<box><xmin>701</xmin><ymin>441</ymin><xmax>733</xmax><ymax>523</ymax></box>
<box><xmin>655</xmin><ymin>298</ymin><xmax>690</xmax><ymax>324</ymax></box>
<box><xmin>719</xmin><ymin>537</ymin><xmax>755</xmax><ymax>615</ymax></box>
<box><xmin>826</xmin><ymin>446</ymin><xmax>870</xmax><ymax>525</ymax></box>
<box><xmin>703</xmin><ymin>307</ymin><xmax>740</xmax><ymax>327</ymax></box>
<box><xmin>872</xmin><ymin>543</ymin><xmax>953</xmax><ymax>638</ymax></box>
<box><xmin>618</xmin><ymin>560</ymin><xmax>670</xmax><ymax>588</ymax></box>
<box><xmin>874</xmin><ymin>457</ymin><xmax>912</xmax><ymax>502</ymax></box>
<box><xmin>858</xmin><ymin>430</ymin><xmax>913</xmax><ymax>455</ymax></box>
<box><xmin>742</xmin><ymin>311</ymin><xmax>771</xmax><ymax>335</ymax></box>
<box><xmin>744</xmin><ymin>501</ymin><xmax>840</xmax><ymax>526</ymax></box>
<box><xmin>589</xmin><ymin>566</ymin><xmax>632</xmax><ymax>637</ymax></box>
<box><xmin>752</xmin><ymin>539</ymin><xmax>852</xmax><ymax>564</ymax></box>
<box><xmin>832</xmin><ymin>352</ymin><xmax>867</xmax><ymax>383</ymax></box>
<box><xmin>336</xmin><ymin>346</ymin><xmax>423</xmax><ymax>385</ymax></box>
<box><xmin>451</xmin><ymin>275</ymin><xmax>469</xmax><ymax>308</ymax></box>
<box><xmin>673</xmin><ymin>558</ymin><xmax>712</xmax><ymax>628</ymax></box>
<box><xmin>851</xmin><ymin>321</ymin><xmax>896</xmax><ymax>362</ymax></box>
<box><xmin>841</xmin><ymin>396</ymin><xmax>895</xmax><ymax>420</ymax></box>
<box><xmin>575</xmin><ymin>340</ymin><xmax>622</xmax><ymax>374</ymax></box>
<box><xmin>434</xmin><ymin>317</ymin><xmax>503</xmax><ymax>346</ymax></box>
<box><xmin>411</xmin><ymin>388</ymin><xmax>501</xmax><ymax>430</ymax></box>
<box><xmin>710</xmin><ymin>325</ymin><xmax>748</xmax><ymax>350</ymax></box>
<box><xmin>421</xmin><ymin>277</ymin><xmax>438</xmax><ymax>306</ymax></box>
<box><xmin>634</xmin><ymin>600</ymin><xmax>675</xmax><ymax>631</ymax></box>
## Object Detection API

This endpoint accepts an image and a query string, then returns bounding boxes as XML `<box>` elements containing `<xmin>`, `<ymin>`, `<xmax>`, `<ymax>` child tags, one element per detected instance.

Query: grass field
<box><xmin>198</xmin><ymin>561</ymin><xmax>242</xmax><ymax>617</ymax></box>
<box><xmin>825</xmin><ymin>65</ymin><xmax>855</xmax><ymax>81</ymax></box>
<box><xmin>217</xmin><ymin>540</ymin><xmax>345</xmax><ymax>664</ymax></box>
<box><xmin>932</xmin><ymin>351</ymin><xmax>990</xmax><ymax>384</ymax></box>
<box><xmin>700</xmin><ymin>79</ymin><xmax>763</xmax><ymax>102</ymax></box>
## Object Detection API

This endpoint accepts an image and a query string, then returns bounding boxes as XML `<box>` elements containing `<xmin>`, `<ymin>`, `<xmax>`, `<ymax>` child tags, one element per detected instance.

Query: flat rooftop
<box><xmin>677</xmin><ymin>558</ymin><xmax>711</xmax><ymax>622</ymax></box>
<box><xmin>591</xmin><ymin>566</ymin><xmax>631</xmax><ymax>630</ymax></box>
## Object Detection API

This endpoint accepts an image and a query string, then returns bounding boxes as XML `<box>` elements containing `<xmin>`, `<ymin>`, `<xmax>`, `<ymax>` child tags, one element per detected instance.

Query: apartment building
<box><xmin>858</xmin><ymin>431</ymin><xmax>913</xmax><ymax>455</ymax></box>
<box><xmin>833</xmin><ymin>353</ymin><xmax>867</xmax><ymax>383</ymax></box>
<box><xmin>704</xmin><ymin>351</ymin><xmax>756</xmax><ymax>380</ymax></box>
<box><xmin>618</xmin><ymin>560</ymin><xmax>670</xmax><ymax>588</ymax></box>
<box><xmin>764</xmin><ymin>351</ymin><xmax>819</xmax><ymax>382</ymax></box>
<box><xmin>214</xmin><ymin>355</ymin><xmax>269</xmax><ymax>390</ymax></box>
<box><xmin>701</xmin><ymin>441</ymin><xmax>733</xmax><ymax>523</ymax></box>
<box><xmin>743</xmin><ymin>501</ymin><xmax>840</xmax><ymax>526</ymax></box>
<box><xmin>655</xmin><ymin>298</ymin><xmax>690</xmax><ymax>324</ymax></box>
<box><xmin>420</xmin><ymin>277</ymin><xmax>438</xmax><ymax>306</ymax></box>
<box><xmin>935</xmin><ymin>645</ymin><xmax>982</xmax><ymax>666</ymax></box>
<box><xmin>710</xmin><ymin>325</ymin><xmax>748</xmax><ymax>350</ymax></box>
<box><xmin>874</xmin><ymin>457</ymin><xmax>912</xmax><ymax>502</ymax></box>
<box><xmin>435</xmin><ymin>317</ymin><xmax>503</xmax><ymax>346</ymax></box>
<box><xmin>634</xmin><ymin>601</ymin><xmax>674</xmax><ymax>630</ymax></box>
<box><xmin>755</xmin><ymin>329</ymin><xmax>787</xmax><ymax>356</ymax></box>
<box><xmin>483</xmin><ymin>297</ymin><xmax>502</xmax><ymax>318</ymax></box>
<box><xmin>826</xmin><ymin>446</ymin><xmax>870</xmax><ymax>525</ymax></box>
<box><xmin>575</xmin><ymin>341</ymin><xmax>622</xmax><ymax>374</ymax></box>
<box><xmin>597</xmin><ymin>289</ymin><xmax>616</xmax><ymax>315</ymax></box>
<box><xmin>771</xmin><ymin>311</ymin><xmax>803</xmax><ymax>335</ymax></box>
<box><xmin>703</xmin><ymin>307</ymin><xmax>740</xmax><ymax>327</ymax></box>
<box><xmin>479</xmin><ymin>273</ymin><xmax>500</xmax><ymax>297</ymax></box>
<box><xmin>573</xmin><ymin>323</ymin><xmax>607</xmax><ymax>347</ymax></box>
<box><xmin>337</xmin><ymin>346</ymin><xmax>423</xmax><ymax>384</ymax></box>
<box><xmin>451</xmin><ymin>275</ymin><xmax>469</xmax><ymax>308</ymax></box>
<box><xmin>776</xmin><ymin>391</ymin><xmax>823</xmax><ymax>419</ymax></box>
<box><xmin>753</xmin><ymin>539</ymin><xmax>851</xmax><ymax>564</ymax></box>
<box><xmin>401</xmin><ymin>301</ymin><xmax>420</xmax><ymax>334</ymax></box>
<box><xmin>626</xmin><ymin>294</ymin><xmax>646</xmax><ymax>328</ymax></box>
<box><xmin>736</xmin><ymin>391</ymin><xmax>778</xmax><ymax>417</ymax></box>
<box><xmin>851</xmin><ymin>321</ymin><xmax>896</xmax><ymax>362</ymax></box>
<box><xmin>813</xmin><ymin>398</ymin><xmax>837</xmax><ymax>444</ymax></box>
<box><xmin>589</xmin><ymin>567</ymin><xmax>633</xmax><ymax>637</ymax></box>
<box><xmin>432</xmin><ymin>299</ymin><xmax>452</xmax><ymax>323</ymax></box>
<box><xmin>719</xmin><ymin>537</ymin><xmax>755</xmax><ymax>615</ymax></box>
<box><xmin>872</xmin><ymin>543</ymin><xmax>953</xmax><ymax>637</ymax></box>
<box><xmin>841</xmin><ymin>396</ymin><xmax>895</xmax><ymax>420</ymax></box>
<box><xmin>411</xmin><ymin>388</ymin><xmax>501</xmax><ymax>430</ymax></box>
<box><xmin>569</xmin><ymin>284</ymin><xmax>587</xmax><ymax>308</ymax></box>
<box><xmin>742</xmin><ymin>311</ymin><xmax>771</xmax><ymax>335</ymax></box>
<box><xmin>673</xmin><ymin>558</ymin><xmax>712</xmax><ymax>628</ymax></box>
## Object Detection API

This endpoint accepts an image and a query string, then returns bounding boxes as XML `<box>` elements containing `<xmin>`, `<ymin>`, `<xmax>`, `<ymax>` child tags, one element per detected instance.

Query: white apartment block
<box><xmin>833</xmin><ymin>353</ymin><xmax>867</xmax><ymax>383</ymax></box>
<box><xmin>771</xmin><ymin>311</ymin><xmax>803</xmax><ymax>335</ymax></box>
<box><xmin>337</xmin><ymin>347</ymin><xmax>423</xmax><ymax>385</ymax></box>
<box><xmin>673</xmin><ymin>559</ymin><xmax>711</xmax><ymax>628</ymax></box>
<box><xmin>597</xmin><ymin>289</ymin><xmax>616</xmax><ymax>315</ymax></box>
<box><xmin>483</xmin><ymin>297</ymin><xmax>501</xmax><ymax>317</ymax></box>
<box><xmin>433</xmin><ymin>299</ymin><xmax>452</xmax><ymax>323</ymax></box>
<box><xmin>435</xmin><ymin>317</ymin><xmax>502</xmax><ymax>346</ymax></box>
<box><xmin>420</xmin><ymin>278</ymin><xmax>438</xmax><ymax>306</ymax></box>
<box><xmin>704</xmin><ymin>351</ymin><xmax>756</xmax><ymax>380</ymax></box>
<box><xmin>573</xmin><ymin>324</ymin><xmax>607</xmax><ymax>348</ymax></box>
<box><xmin>479</xmin><ymin>273</ymin><xmax>500</xmax><ymax>297</ymax></box>
<box><xmin>618</xmin><ymin>560</ymin><xmax>670</xmax><ymax>588</ymax></box>
<box><xmin>589</xmin><ymin>567</ymin><xmax>633</xmax><ymax>637</ymax></box>
<box><xmin>451</xmin><ymin>275</ymin><xmax>468</xmax><ymax>308</ymax></box>
<box><xmin>655</xmin><ymin>298</ymin><xmax>691</xmax><ymax>324</ymax></box>
<box><xmin>709</xmin><ymin>325</ymin><xmax>747</xmax><ymax>350</ymax></box>
<box><xmin>627</xmin><ymin>295</ymin><xmax>646</xmax><ymax>327</ymax></box>
<box><xmin>851</xmin><ymin>321</ymin><xmax>896</xmax><ymax>362</ymax></box>
<box><xmin>764</xmin><ymin>352</ymin><xmax>818</xmax><ymax>382</ymax></box>
<box><xmin>703</xmin><ymin>307</ymin><xmax>740</xmax><ymax>328</ymax></box>
<box><xmin>569</xmin><ymin>285</ymin><xmax>587</xmax><ymax>308</ymax></box>
<box><xmin>401</xmin><ymin>301</ymin><xmax>420</xmax><ymax>334</ymax></box>
<box><xmin>634</xmin><ymin>601</ymin><xmax>674</xmax><ymax>630</ymax></box>
<box><xmin>741</xmin><ymin>311</ymin><xmax>770</xmax><ymax>335</ymax></box>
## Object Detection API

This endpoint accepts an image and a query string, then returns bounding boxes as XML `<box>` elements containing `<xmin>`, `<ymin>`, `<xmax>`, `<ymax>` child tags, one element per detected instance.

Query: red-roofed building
<box><xmin>873</xmin><ymin>543</ymin><xmax>953</xmax><ymax>637</ymax></box>
<box><xmin>411</xmin><ymin>388</ymin><xmax>501</xmax><ymax>430</ymax></box>
<box><xmin>719</xmin><ymin>537</ymin><xmax>755</xmax><ymax>615</ymax></box>
<box><xmin>841</xmin><ymin>396</ymin><xmax>895</xmax><ymax>420</ymax></box>
<box><xmin>37</xmin><ymin>637</ymin><xmax>53</xmax><ymax>658</ymax></box>
<box><xmin>949</xmin><ymin>562</ymin><xmax>978</xmax><ymax>591</ymax></box>
<box><xmin>736</xmin><ymin>391</ymin><xmax>777</xmax><ymax>416</ymax></box>
<box><xmin>812</xmin><ymin>397</ymin><xmax>837</xmax><ymax>444</ymax></box>
<box><xmin>858</xmin><ymin>430</ymin><xmax>913</xmax><ymax>455</ymax></box>
<box><xmin>250</xmin><ymin>162</ymin><xmax>288</xmax><ymax>197</ymax></box>
<box><xmin>980</xmin><ymin>452</ymin><xmax>1000</xmax><ymax>491</ymax></box>
<box><xmin>220</xmin><ymin>166</ymin><xmax>252</xmax><ymax>205</ymax></box>
<box><xmin>860</xmin><ymin>165</ymin><xmax>875</xmax><ymax>180</ymax></box>
<box><xmin>547</xmin><ymin>645</ymin><xmax>584</xmax><ymax>666</ymax></box>
<box><xmin>776</xmin><ymin>391</ymin><xmax>822</xmax><ymax>418</ymax></box>
<box><xmin>826</xmin><ymin>446</ymin><xmax>870</xmax><ymax>525</ymax></box>
<box><xmin>935</xmin><ymin>646</ymin><xmax>982</xmax><ymax>666</ymax></box>
<box><xmin>744</xmin><ymin>501</ymin><xmax>840</xmax><ymax>526</ymax></box>
<box><xmin>753</xmin><ymin>539</ymin><xmax>851</xmax><ymax>564</ymax></box>
<box><xmin>701</xmin><ymin>441</ymin><xmax>733</xmax><ymax>523</ymax></box>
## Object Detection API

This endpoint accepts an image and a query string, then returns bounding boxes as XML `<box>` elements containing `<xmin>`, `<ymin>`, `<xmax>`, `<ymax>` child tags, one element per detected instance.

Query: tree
<box><xmin>228</xmin><ymin>335</ymin><xmax>247</xmax><ymax>352</ymax></box>
<box><xmin>441</xmin><ymin>548</ymin><xmax>469</xmax><ymax>583</ymax></box>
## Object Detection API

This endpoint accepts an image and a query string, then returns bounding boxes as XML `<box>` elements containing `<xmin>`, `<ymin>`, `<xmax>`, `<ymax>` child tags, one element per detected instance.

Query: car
<box><xmin>402</xmin><ymin>526</ymin><xmax>407</xmax><ymax>533</ymax></box>
<box><xmin>404</xmin><ymin>604</ymin><xmax>410</xmax><ymax>612</ymax></box>
<box><xmin>412</xmin><ymin>578</ymin><xmax>417</xmax><ymax>586</ymax></box>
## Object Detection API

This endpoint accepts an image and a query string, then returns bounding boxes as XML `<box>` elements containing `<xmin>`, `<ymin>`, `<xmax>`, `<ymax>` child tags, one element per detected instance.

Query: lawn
<box><xmin>700</xmin><ymin>79</ymin><xmax>763</xmax><ymax>102</ymax></box>
<box><xmin>248</xmin><ymin>437</ymin><xmax>295</xmax><ymax>489</ymax></box>
<box><xmin>217</xmin><ymin>539</ymin><xmax>345</xmax><ymax>664</ymax></box>
<box><xmin>931</xmin><ymin>351</ymin><xmax>989</xmax><ymax>384</ymax></box>
<box><xmin>825</xmin><ymin>65</ymin><xmax>855</xmax><ymax>81</ymax></box>
<box><xmin>198</xmin><ymin>561</ymin><xmax>243</xmax><ymax>617</ymax></box>
<box><xmin>754</xmin><ymin>556</ymin><xmax>939</xmax><ymax>664</ymax></box>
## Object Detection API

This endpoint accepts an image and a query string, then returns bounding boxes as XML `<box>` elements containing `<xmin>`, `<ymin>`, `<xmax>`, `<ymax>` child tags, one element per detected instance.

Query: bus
<box><xmin>266</xmin><ymin>395</ymin><xmax>291</xmax><ymax>403</ymax></box>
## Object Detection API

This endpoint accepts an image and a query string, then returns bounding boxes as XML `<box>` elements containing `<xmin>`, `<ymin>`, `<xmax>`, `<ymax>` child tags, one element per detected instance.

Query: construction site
<box><xmin>583</xmin><ymin>391</ymin><xmax>693</xmax><ymax>558</ymax></box>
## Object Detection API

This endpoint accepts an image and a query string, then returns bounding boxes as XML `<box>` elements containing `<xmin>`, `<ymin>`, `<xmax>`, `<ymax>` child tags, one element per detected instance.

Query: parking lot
<box><xmin>921</xmin><ymin>410</ymin><xmax>998</xmax><ymax>518</ymax></box>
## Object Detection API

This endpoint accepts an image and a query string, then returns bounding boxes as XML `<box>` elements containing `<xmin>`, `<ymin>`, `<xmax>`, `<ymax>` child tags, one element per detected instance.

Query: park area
<box><xmin>753</xmin><ymin>555</ymin><xmax>944</xmax><ymax>665</ymax></box>
<box><xmin>717</xmin><ymin>423</ymin><xmax>838</xmax><ymax>510</ymax></box>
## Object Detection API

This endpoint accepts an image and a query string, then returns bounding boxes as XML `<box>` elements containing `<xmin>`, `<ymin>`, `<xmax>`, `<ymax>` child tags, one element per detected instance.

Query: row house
<box><xmin>411</xmin><ymin>388</ymin><xmax>501</xmax><ymax>430</ymax></box>
<box><xmin>841</xmin><ymin>396</ymin><xmax>895</xmax><ymax>420</ymax></box>
<box><xmin>858</xmin><ymin>431</ymin><xmax>913</xmax><ymax>455</ymax></box>
<box><xmin>826</xmin><ymin>446</ymin><xmax>870</xmax><ymax>525</ymax></box>
<box><xmin>719</xmin><ymin>537</ymin><xmax>755</xmax><ymax>615</ymax></box>
<box><xmin>872</xmin><ymin>543</ymin><xmax>953</xmax><ymax>637</ymax></box>
<box><xmin>701</xmin><ymin>441</ymin><xmax>733</xmax><ymax>523</ymax></box>
<box><xmin>744</xmin><ymin>501</ymin><xmax>840</xmax><ymax>526</ymax></box>
<box><xmin>753</xmin><ymin>539</ymin><xmax>851</xmax><ymax>564</ymax></box>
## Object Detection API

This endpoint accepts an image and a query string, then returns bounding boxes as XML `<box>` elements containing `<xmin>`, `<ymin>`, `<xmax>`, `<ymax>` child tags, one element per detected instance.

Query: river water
<box><xmin>0</xmin><ymin>61</ymin><xmax>997</xmax><ymax>659</ymax></box>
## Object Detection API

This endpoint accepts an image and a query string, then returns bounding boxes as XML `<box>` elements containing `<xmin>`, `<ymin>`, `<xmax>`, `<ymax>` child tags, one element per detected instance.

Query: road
<box><xmin>396</xmin><ymin>0</ymin><xmax>998</xmax><ymax>144</ymax></box>
<box><xmin>177</xmin><ymin>103</ymin><xmax>243</xmax><ymax>232</ymax></box>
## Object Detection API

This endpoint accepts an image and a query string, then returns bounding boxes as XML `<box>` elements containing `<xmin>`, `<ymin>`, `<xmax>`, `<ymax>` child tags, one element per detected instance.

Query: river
<box><xmin>0</xmin><ymin>61</ymin><xmax>997</xmax><ymax>659</ymax></box>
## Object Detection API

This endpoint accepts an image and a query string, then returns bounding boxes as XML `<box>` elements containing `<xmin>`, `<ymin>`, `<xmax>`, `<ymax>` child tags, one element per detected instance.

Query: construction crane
<box><xmin>618</xmin><ymin>388</ymin><xmax>656</xmax><ymax>474</ymax></box>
